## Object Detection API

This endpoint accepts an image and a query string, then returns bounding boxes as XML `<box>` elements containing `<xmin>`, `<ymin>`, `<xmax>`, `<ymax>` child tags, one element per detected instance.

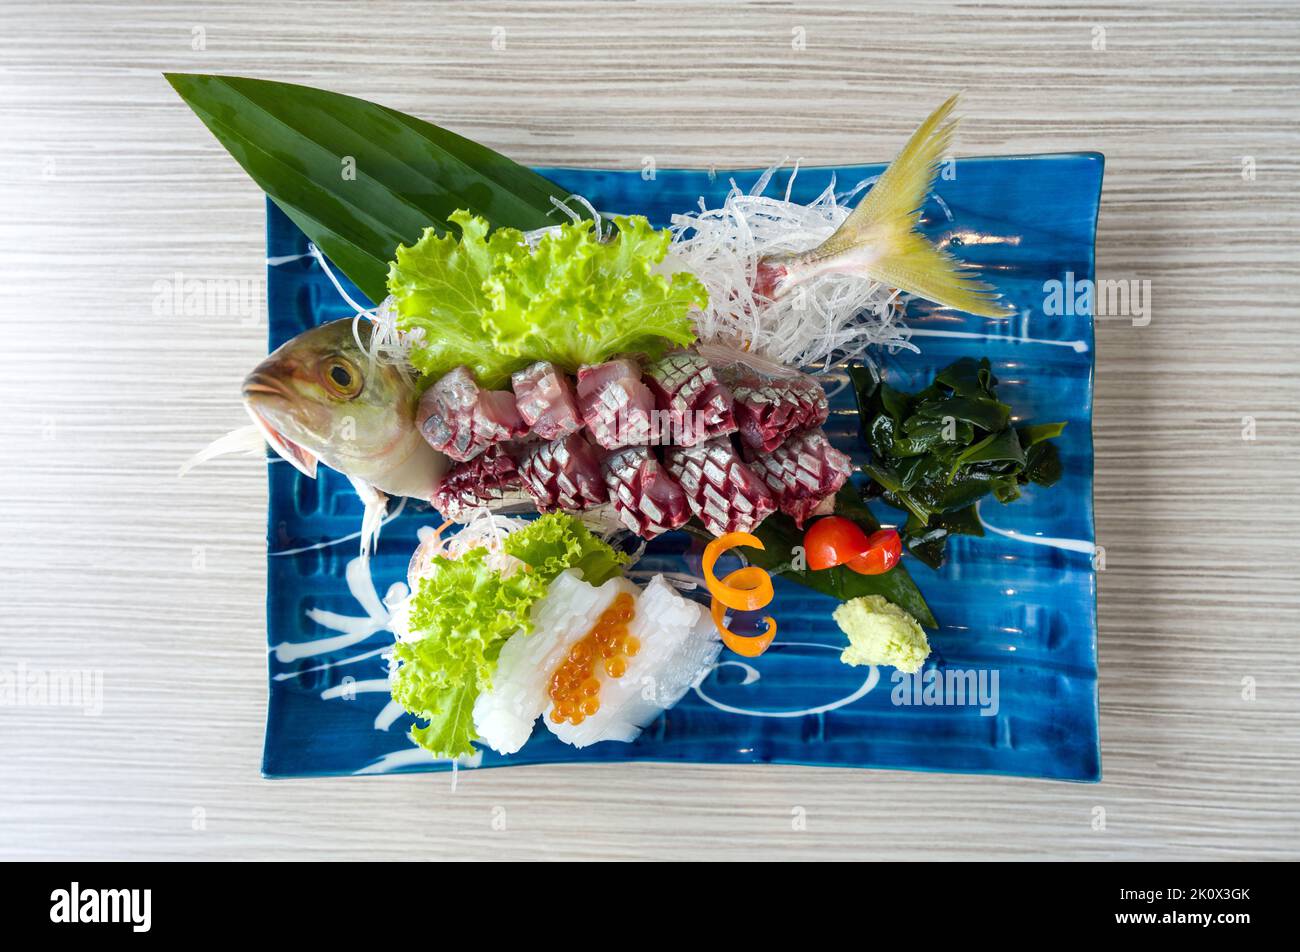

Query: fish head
<box><xmin>241</xmin><ymin>319</ymin><xmax>424</xmax><ymax>483</ymax></box>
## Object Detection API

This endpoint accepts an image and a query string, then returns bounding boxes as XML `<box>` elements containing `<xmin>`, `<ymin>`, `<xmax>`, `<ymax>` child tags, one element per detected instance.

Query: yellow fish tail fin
<box><xmin>816</xmin><ymin>94</ymin><xmax>1013</xmax><ymax>319</ymax></box>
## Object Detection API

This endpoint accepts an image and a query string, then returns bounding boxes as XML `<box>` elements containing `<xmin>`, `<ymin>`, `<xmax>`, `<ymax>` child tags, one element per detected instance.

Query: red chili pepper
<box><xmin>846</xmin><ymin>529</ymin><xmax>902</xmax><ymax>576</ymax></box>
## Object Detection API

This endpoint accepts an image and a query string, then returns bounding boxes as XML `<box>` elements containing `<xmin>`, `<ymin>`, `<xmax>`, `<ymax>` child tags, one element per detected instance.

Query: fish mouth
<box><xmin>242</xmin><ymin>372</ymin><xmax>290</xmax><ymax>401</ymax></box>
<box><xmin>243</xmin><ymin>402</ymin><xmax>319</xmax><ymax>479</ymax></box>
<box><xmin>241</xmin><ymin>370</ymin><xmax>320</xmax><ymax>478</ymax></box>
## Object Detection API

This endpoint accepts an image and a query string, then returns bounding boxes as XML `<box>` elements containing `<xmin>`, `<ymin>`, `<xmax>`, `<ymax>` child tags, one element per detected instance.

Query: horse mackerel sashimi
<box><xmin>413</xmin><ymin>338</ymin><xmax>850</xmax><ymax>536</ymax></box>
<box><xmin>234</xmin><ymin>317</ymin><xmax>852</xmax><ymax>542</ymax></box>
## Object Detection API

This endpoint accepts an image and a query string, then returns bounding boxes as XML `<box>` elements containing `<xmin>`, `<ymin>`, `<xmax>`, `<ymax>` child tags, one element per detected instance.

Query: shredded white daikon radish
<box><xmin>405</xmin><ymin>508</ymin><xmax>531</xmax><ymax>586</ymax></box>
<box><xmin>305</xmin><ymin>244</ymin><xmax>419</xmax><ymax>379</ymax></box>
<box><xmin>668</xmin><ymin>163</ymin><xmax>920</xmax><ymax>373</ymax></box>
<box><xmin>538</xmin><ymin>193</ymin><xmax>610</xmax><ymax>243</ymax></box>
<box><xmin>359</xmin><ymin>294</ymin><xmax>420</xmax><ymax>378</ymax></box>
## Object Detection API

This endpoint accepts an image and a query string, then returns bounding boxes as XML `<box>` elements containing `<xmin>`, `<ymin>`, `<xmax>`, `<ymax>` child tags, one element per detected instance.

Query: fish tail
<box><xmin>810</xmin><ymin>94</ymin><xmax>1013</xmax><ymax>319</ymax></box>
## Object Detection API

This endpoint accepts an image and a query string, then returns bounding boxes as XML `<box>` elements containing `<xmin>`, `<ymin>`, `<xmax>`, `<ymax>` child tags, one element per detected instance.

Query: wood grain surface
<box><xmin>2</xmin><ymin>0</ymin><xmax>1298</xmax><ymax>861</ymax></box>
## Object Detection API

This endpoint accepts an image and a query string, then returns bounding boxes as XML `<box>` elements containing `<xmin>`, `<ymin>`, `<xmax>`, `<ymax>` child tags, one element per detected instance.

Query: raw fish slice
<box><xmin>576</xmin><ymin>359</ymin><xmax>655</xmax><ymax>449</ymax></box>
<box><xmin>511</xmin><ymin>360</ymin><xmax>582</xmax><ymax>440</ymax></box>
<box><xmin>517</xmin><ymin>432</ymin><xmax>609</xmax><ymax>512</ymax></box>
<box><xmin>431</xmin><ymin>444</ymin><xmax>530</xmax><ymax>521</ymax></box>
<box><xmin>600</xmin><ymin>445</ymin><xmax>691</xmax><ymax>538</ymax></box>
<box><xmin>642</xmin><ymin>351</ymin><xmax>737</xmax><ymax>446</ymax></box>
<box><xmin>720</xmin><ymin>366</ymin><xmax>829</xmax><ymax>453</ymax></box>
<box><xmin>744</xmin><ymin>428</ymin><xmax>852</xmax><ymax>527</ymax></box>
<box><xmin>664</xmin><ymin>437</ymin><xmax>776</xmax><ymax>535</ymax></box>
<box><xmin>545</xmin><ymin>574</ymin><xmax>720</xmax><ymax>749</ymax></box>
<box><xmin>473</xmin><ymin>571</ymin><xmax>630</xmax><ymax>756</ymax></box>
<box><xmin>418</xmin><ymin>365</ymin><xmax>527</xmax><ymax>462</ymax></box>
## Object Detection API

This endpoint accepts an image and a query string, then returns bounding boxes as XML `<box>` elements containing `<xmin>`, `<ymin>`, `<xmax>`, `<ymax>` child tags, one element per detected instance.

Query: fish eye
<box><xmin>323</xmin><ymin>358</ymin><xmax>362</xmax><ymax>397</ymax></box>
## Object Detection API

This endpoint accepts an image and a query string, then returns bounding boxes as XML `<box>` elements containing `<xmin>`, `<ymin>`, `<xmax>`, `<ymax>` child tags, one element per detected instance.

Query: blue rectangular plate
<box><xmin>262</xmin><ymin>153</ymin><xmax>1103</xmax><ymax>781</ymax></box>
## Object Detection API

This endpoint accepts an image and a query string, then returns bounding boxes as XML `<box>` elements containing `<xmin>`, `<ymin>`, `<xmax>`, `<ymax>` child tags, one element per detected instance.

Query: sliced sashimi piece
<box><xmin>517</xmin><ymin>432</ymin><xmax>609</xmax><ymax>512</ymax></box>
<box><xmin>418</xmin><ymin>365</ymin><xmax>528</xmax><ymax>462</ymax></box>
<box><xmin>511</xmin><ymin>360</ymin><xmax>583</xmax><ymax>441</ymax></box>
<box><xmin>472</xmin><ymin>570</ymin><xmax>633</xmax><ymax>756</ymax></box>
<box><xmin>545</xmin><ymin>574</ymin><xmax>721</xmax><ymax>749</ymax></box>
<box><xmin>431</xmin><ymin>444</ymin><xmax>530</xmax><ymax>521</ymax></box>
<box><xmin>664</xmin><ymin>437</ymin><xmax>777</xmax><ymax>535</ymax></box>
<box><xmin>576</xmin><ymin>358</ymin><xmax>655</xmax><ymax>449</ymax></box>
<box><xmin>600</xmin><ymin>445</ymin><xmax>691</xmax><ymax>538</ymax></box>
<box><xmin>720</xmin><ymin>367</ymin><xmax>829</xmax><ymax>454</ymax></box>
<box><xmin>642</xmin><ymin>351</ymin><xmax>737</xmax><ymax>446</ymax></box>
<box><xmin>744</xmin><ymin>427</ymin><xmax>852</xmax><ymax>527</ymax></box>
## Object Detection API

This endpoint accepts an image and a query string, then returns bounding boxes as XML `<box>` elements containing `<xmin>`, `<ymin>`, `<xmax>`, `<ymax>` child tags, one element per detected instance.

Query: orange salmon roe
<box><xmin>547</xmin><ymin>592</ymin><xmax>636</xmax><ymax>726</ymax></box>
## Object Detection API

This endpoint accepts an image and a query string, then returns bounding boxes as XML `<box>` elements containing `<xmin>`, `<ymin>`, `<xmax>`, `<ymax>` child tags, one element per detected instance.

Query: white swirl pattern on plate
<box><xmin>694</xmin><ymin>642</ymin><xmax>880</xmax><ymax>717</ymax></box>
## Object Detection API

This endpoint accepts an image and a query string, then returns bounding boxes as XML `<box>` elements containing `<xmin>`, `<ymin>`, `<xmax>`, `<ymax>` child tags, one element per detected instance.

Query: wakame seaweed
<box><xmin>850</xmin><ymin>358</ymin><xmax>1066</xmax><ymax>569</ymax></box>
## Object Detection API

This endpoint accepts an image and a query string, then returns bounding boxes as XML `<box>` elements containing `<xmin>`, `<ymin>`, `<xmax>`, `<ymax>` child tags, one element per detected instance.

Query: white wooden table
<box><xmin>2</xmin><ymin>0</ymin><xmax>1297</xmax><ymax>860</ymax></box>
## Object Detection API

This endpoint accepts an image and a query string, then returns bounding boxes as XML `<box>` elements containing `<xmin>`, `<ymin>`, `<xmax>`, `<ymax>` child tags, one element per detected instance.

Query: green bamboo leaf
<box><xmin>165</xmin><ymin>73</ymin><xmax>581</xmax><ymax>303</ymax></box>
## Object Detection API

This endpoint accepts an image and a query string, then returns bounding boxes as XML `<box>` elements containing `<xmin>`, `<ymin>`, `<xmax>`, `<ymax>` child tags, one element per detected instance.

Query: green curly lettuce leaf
<box><xmin>390</xmin><ymin>548</ymin><xmax>547</xmax><ymax>759</ymax></box>
<box><xmin>388</xmin><ymin>210</ymin><xmax>705</xmax><ymax>388</ymax></box>
<box><xmin>502</xmin><ymin>512</ymin><xmax>630</xmax><ymax>587</ymax></box>
<box><xmin>390</xmin><ymin>514</ymin><xmax>629</xmax><ymax>759</ymax></box>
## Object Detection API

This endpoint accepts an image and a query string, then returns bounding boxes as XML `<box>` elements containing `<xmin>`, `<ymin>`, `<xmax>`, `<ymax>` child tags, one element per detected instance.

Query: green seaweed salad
<box><xmin>850</xmin><ymin>357</ymin><xmax>1066</xmax><ymax>569</ymax></box>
